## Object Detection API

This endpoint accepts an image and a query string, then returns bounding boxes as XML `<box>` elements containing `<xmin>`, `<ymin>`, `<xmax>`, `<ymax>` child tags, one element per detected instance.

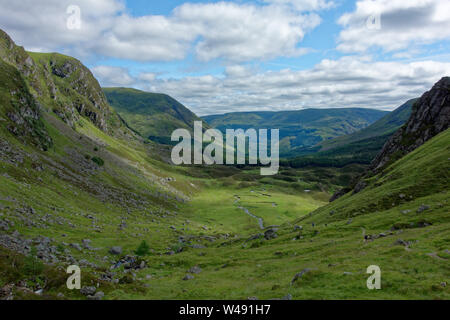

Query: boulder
<box><xmin>188</xmin><ymin>266</ymin><xmax>202</xmax><ymax>274</ymax></box>
<box><xmin>183</xmin><ymin>274</ymin><xmax>194</xmax><ymax>281</ymax></box>
<box><xmin>80</xmin><ymin>286</ymin><xmax>96</xmax><ymax>296</ymax></box>
<box><xmin>264</xmin><ymin>228</ymin><xmax>278</xmax><ymax>240</ymax></box>
<box><xmin>109</xmin><ymin>246</ymin><xmax>122</xmax><ymax>255</ymax></box>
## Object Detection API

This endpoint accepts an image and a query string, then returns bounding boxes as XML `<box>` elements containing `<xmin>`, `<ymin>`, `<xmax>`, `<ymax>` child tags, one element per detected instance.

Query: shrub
<box><xmin>23</xmin><ymin>247</ymin><xmax>44</xmax><ymax>276</ymax></box>
<box><xmin>135</xmin><ymin>240</ymin><xmax>150</xmax><ymax>257</ymax></box>
<box><xmin>91</xmin><ymin>156</ymin><xmax>104</xmax><ymax>166</ymax></box>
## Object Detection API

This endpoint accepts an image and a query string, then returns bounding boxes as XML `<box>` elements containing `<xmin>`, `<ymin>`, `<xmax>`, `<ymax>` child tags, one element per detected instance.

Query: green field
<box><xmin>0</xmin><ymin>28</ymin><xmax>448</xmax><ymax>301</ymax></box>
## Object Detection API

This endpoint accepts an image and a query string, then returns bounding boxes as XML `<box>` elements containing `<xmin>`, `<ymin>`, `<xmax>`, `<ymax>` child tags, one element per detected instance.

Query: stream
<box><xmin>237</xmin><ymin>204</ymin><xmax>265</xmax><ymax>230</ymax></box>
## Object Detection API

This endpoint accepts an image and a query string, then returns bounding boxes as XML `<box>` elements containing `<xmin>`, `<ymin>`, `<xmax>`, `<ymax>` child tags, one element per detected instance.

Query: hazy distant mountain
<box><xmin>203</xmin><ymin>108</ymin><xmax>388</xmax><ymax>157</ymax></box>
<box><xmin>284</xmin><ymin>99</ymin><xmax>416</xmax><ymax>167</ymax></box>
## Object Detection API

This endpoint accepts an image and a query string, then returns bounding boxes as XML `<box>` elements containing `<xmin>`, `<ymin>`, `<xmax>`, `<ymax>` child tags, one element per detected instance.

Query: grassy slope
<box><xmin>1</xmin><ymin>28</ymin><xmax>448</xmax><ymax>299</ymax></box>
<box><xmin>2</xmin><ymin>123</ymin><xmax>448</xmax><ymax>300</ymax></box>
<box><xmin>131</xmin><ymin>130</ymin><xmax>449</xmax><ymax>300</ymax></box>
<box><xmin>283</xmin><ymin>99</ymin><xmax>417</xmax><ymax>168</ymax></box>
<box><xmin>203</xmin><ymin>108</ymin><xmax>388</xmax><ymax>156</ymax></box>
<box><xmin>283</xmin><ymin>99</ymin><xmax>416</xmax><ymax>167</ymax></box>
<box><xmin>103</xmin><ymin>87</ymin><xmax>205</xmax><ymax>144</ymax></box>
<box><xmin>319</xmin><ymin>99</ymin><xmax>416</xmax><ymax>151</ymax></box>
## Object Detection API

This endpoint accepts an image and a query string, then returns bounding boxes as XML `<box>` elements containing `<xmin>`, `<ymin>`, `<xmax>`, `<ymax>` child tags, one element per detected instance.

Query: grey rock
<box><xmin>417</xmin><ymin>205</ymin><xmax>430</xmax><ymax>213</ymax></box>
<box><xmin>109</xmin><ymin>246</ymin><xmax>122</xmax><ymax>255</ymax></box>
<box><xmin>191</xmin><ymin>244</ymin><xmax>206</xmax><ymax>249</ymax></box>
<box><xmin>264</xmin><ymin>228</ymin><xmax>278</xmax><ymax>240</ymax></box>
<box><xmin>394</xmin><ymin>239</ymin><xmax>411</xmax><ymax>247</ymax></box>
<box><xmin>80</xmin><ymin>286</ymin><xmax>96</xmax><ymax>296</ymax></box>
<box><xmin>188</xmin><ymin>266</ymin><xmax>202</xmax><ymax>274</ymax></box>
<box><xmin>70</xmin><ymin>243</ymin><xmax>82</xmax><ymax>251</ymax></box>
<box><xmin>82</xmin><ymin>239</ymin><xmax>92</xmax><ymax>249</ymax></box>
<box><xmin>183</xmin><ymin>274</ymin><xmax>194</xmax><ymax>281</ymax></box>
<box><xmin>291</xmin><ymin>269</ymin><xmax>312</xmax><ymax>285</ymax></box>
<box><xmin>282</xmin><ymin>293</ymin><xmax>293</xmax><ymax>300</ymax></box>
<box><xmin>87</xmin><ymin>291</ymin><xmax>104</xmax><ymax>300</ymax></box>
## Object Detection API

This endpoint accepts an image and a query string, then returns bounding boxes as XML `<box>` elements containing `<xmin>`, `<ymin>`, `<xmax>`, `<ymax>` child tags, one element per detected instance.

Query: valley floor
<box><xmin>1</xmin><ymin>112</ymin><xmax>449</xmax><ymax>300</ymax></box>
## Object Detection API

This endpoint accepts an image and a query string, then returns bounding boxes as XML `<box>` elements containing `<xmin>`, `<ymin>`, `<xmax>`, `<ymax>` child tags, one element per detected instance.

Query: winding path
<box><xmin>235</xmin><ymin>196</ymin><xmax>265</xmax><ymax>230</ymax></box>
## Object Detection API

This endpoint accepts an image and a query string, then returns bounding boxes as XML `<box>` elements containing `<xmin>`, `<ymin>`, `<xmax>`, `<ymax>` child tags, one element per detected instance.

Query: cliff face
<box><xmin>31</xmin><ymin>52</ymin><xmax>115</xmax><ymax>131</ymax></box>
<box><xmin>0</xmin><ymin>29</ymin><xmax>118</xmax><ymax>133</ymax></box>
<box><xmin>330</xmin><ymin>76</ymin><xmax>450</xmax><ymax>201</ymax></box>
<box><xmin>370</xmin><ymin>77</ymin><xmax>450</xmax><ymax>172</ymax></box>
<box><xmin>0</xmin><ymin>60</ymin><xmax>52</xmax><ymax>151</ymax></box>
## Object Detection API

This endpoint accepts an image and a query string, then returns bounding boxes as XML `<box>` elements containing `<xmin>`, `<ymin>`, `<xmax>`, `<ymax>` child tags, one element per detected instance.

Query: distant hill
<box><xmin>103</xmin><ymin>87</ymin><xmax>206</xmax><ymax>144</ymax></box>
<box><xmin>284</xmin><ymin>99</ymin><xmax>416</xmax><ymax>167</ymax></box>
<box><xmin>203</xmin><ymin>108</ymin><xmax>388</xmax><ymax>157</ymax></box>
<box><xmin>319</xmin><ymin>99</ymin><xmax>416</xmax><ymax>152</ymax></box>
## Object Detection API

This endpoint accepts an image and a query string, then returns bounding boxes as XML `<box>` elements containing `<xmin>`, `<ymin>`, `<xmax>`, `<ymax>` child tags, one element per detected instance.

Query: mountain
<box><xmin>284</xmin><ymin>99</ymin><xmax>416</xmax><ymax>167</ymax></box>
<box><xmin>0</xmin><ymin>30</ymin><xmax>124</xmax><ymax>134</ymax></box>
<box><xmin>203</xmin><ymin>108</ymin><xmax>389</xmax><ymax>157</ymax></box>
<box><xmin>370</xmin><ymin>77</ymin><xmax>450</xmax><ymax>172</ymax></box>
<box><xmin>103</xmin><ymin>87</ymin><xmax>206</xmax><ymax>144</ymax></box>
<box><xmin>331</xmin><ymin>76</ymin><xmax>450</xmax><ymax>201</ymax></box>
<box><xmin>0</xmin><ymin>28</ymin><xmax>449</xmax><ymax>300</ymax></box>
<box><xmin>319</xmin><ymin>98</ymin><xmax>416</xmax><ymax>152</ymax></box>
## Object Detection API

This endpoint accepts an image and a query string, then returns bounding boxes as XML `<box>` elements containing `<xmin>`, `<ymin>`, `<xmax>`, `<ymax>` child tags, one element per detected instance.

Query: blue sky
<box><xmin>0</xmin><ymin>0</ymin><xmax>449</xmax><ymax>115</ymax></box>
<box><xmin>101</xmin><ymin>0</ymin><xmax>356</xmax><ymax>79</ymax></box>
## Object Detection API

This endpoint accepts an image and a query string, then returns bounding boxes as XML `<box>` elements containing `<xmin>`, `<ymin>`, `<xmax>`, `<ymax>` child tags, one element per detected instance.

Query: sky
<box><xmin>0</xmin><ymin>0</ymin><xmax>450</xmax><ymax>116</ymax></box>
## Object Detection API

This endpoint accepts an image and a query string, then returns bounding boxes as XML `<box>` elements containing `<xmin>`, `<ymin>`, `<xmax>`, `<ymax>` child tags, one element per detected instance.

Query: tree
<box><xmin>135</xmin><ymin>240</ymin><xmax>150</xmax><ymax>257</ymax></box>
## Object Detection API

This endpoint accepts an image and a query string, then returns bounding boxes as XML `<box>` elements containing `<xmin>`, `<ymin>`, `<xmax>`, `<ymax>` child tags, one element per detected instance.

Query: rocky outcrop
<box><xmin>331</xmin><ymin>77</ymin><xmax>450</xmax><ymax>201</ymax></box>
<box><xmin>0</xmin><ymin>28</ymin><xmax>119</xmax><ymax>133</ymax></box>
<box><xmin>33</xmin><ymin>53</ymin><xmax>114</xmax><ymax>131</ymax></box>
<box><xmin>370</xmin><ymin>77</ymin><xmax>450</xmax><ymax>172</ymax></box>
<box><xmin>0</xmin><ymin>60</ymin><xmax>52</xmax><ymax>151</ymax></box>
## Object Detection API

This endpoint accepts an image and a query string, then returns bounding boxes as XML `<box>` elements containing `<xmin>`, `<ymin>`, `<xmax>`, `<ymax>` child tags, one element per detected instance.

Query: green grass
<box><xmin>1</xmin><ymin>121</ymin><xmax>448</xmax><ymax>299</ymax></box>
<box><xmin>1</xmin><ymin>28</ymin><xmax>448</xmax><ymax>300</ymax></box>
<box><xmin>203</xmin><ymin>108</ymin><xmax>388</xmax><ymax>157</ymax></box>
<box><xmin>103</xmin><ymin>87</ymin><xmax>207</xmax><ymax>143</ymax></box>
<box><xmin>283</xmin><ymin>99</ymin><xmax>416</xmax><ymax>167</ymax></box>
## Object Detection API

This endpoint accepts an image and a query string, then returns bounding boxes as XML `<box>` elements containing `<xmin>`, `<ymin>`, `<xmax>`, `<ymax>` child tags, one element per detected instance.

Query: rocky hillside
<box><xmin>0</xmin><ymin>29</ymin><xmax>122</xmax><ymax>134</ymax></box>
<box><xmin>371</xmin><ymin>77</ymin><xmax>450</xmax><ymax>172</ymax></box>
<box><xmin>0</xmin><ymin>59</ymin><xmax>52</xmax><ymax>151</ymax></box>
<box><xmin>331</xmin><ymin>77</ymin><xmax>450</xmax><ymax>201</ymax></box>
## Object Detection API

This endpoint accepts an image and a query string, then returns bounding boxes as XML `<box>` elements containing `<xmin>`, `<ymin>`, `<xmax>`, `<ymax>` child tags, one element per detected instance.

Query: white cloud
<box><xmin>174</xmin><ymin>2</ymin><xmax>321</xmax><ymax>62</ymax></box>
<box><xmin>113</xmin><ymin>57</ymin><xmax>450</xmax><ymax>115</ymax></box>
<box><xmin>264</xmin><ymin>0</ymin><xmax>334</xmax><ymax>11</ymax></box>
<box><xmin>92</xmin><ymin>66</ymin><xmax>134</xmax><ymax>87</ymax></box>
<box><xmin>337</xmin><ymin>0</ymin><xmax>450</xmax><ymax>53</ymax></box>
<box><xmin>0</xmin><ymin>0</ymin><xmax>322</xmax><ymax>62</ymax></box>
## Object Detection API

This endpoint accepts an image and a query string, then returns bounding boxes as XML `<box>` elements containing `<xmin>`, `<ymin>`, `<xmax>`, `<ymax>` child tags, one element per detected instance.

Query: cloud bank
<box><xmin>95</xmin><ymin>57</ymin><xmax>450</xmax><ymax>115</ymax></box>
<box><xmin>0</xmin><ymin>0</ymin><xmax>323</xmax><ymax>62</ymax></box>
